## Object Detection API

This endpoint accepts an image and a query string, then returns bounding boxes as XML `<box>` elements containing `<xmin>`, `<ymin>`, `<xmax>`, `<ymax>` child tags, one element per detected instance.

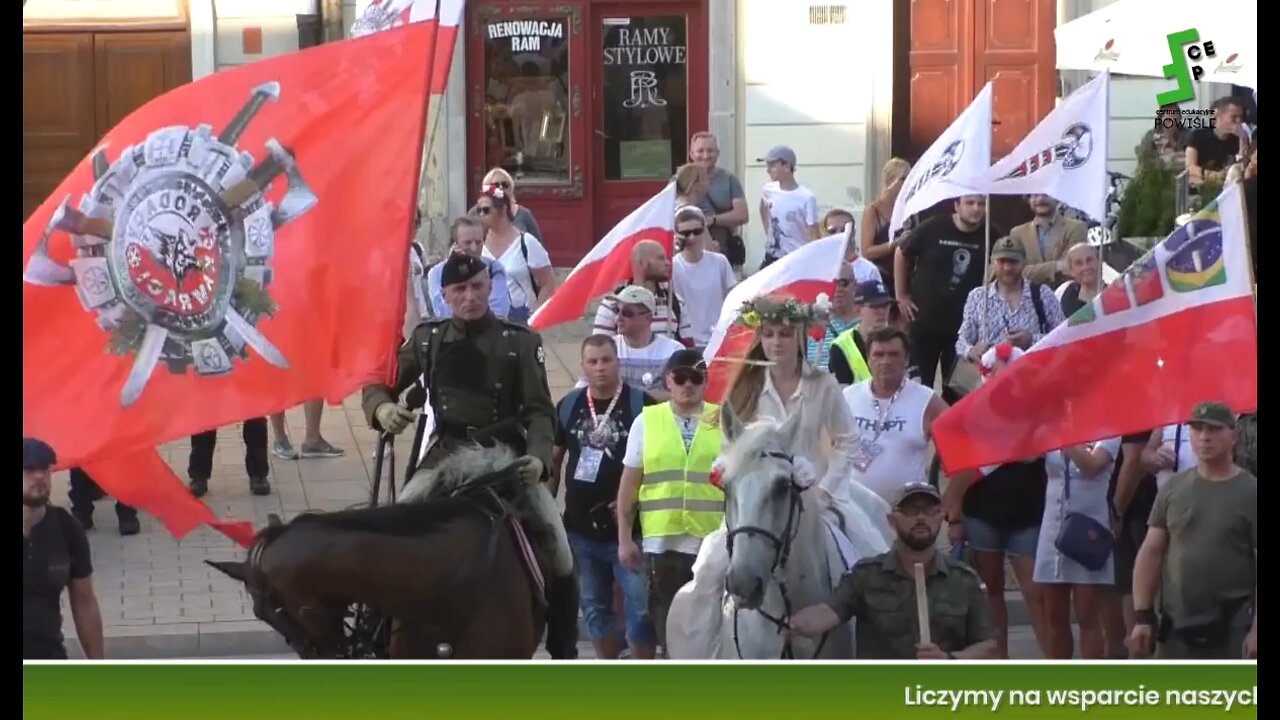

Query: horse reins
<box><xmin>724</xmin><ymin>450</ymin><xmax>830</xmax><ymax>660</ymax></box>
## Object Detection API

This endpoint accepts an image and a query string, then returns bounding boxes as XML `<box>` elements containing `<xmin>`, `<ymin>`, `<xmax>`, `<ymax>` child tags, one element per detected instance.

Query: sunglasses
<box><xmin>474</xmin><ymin>206</ymin><xmax>493</xmax><ymax>215</ymax></box>
<box><xmin>670</xmin><ymin>368</ymin><xmax>705</xmax><ymax>386</ymax></box>
<box><xmin>895</xmin><ymin>504</ymin><xmax>942</xmax><ymax>518</ymax></box>
<box><xmin>492</xmin><ymin>181</ymin><xmax>511</xmax><ymax>189</ymax></box>
<box><xmin>834</xmin><ymin>278</ymin><xmax>852</xmax><ymax>287</ymax></box>
<box><xmin>619</xmin><ymin>308</ymin><xmax>652</xmax><ymax>319</ymax></box>
<box><xmin>676</xmin><ymin>228</ymin><xmax>703</xmax><ymax>239</ymax></box>
<box><xmin>825</xmin><ymin>226</ymin><xmax>842</xmax><ymax>235</ymax></box>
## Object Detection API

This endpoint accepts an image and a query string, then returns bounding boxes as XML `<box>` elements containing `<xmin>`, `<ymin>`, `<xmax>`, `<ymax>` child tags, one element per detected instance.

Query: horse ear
<box><xmin>207</xmin><ymin>560</ymin><xmax>249</xmax><ymax>583</ymax></box>
<box><xmin>719</xmin><ymin>400</ymin><xmax>743</xmax><ymax>443</ymax></box>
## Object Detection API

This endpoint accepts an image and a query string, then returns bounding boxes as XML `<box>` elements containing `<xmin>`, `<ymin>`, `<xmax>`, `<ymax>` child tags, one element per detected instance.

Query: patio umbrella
<box><xmin>1054</xmin><ymin>0</ymin><xmax>1256</xmax><ymax>90</ymax></box>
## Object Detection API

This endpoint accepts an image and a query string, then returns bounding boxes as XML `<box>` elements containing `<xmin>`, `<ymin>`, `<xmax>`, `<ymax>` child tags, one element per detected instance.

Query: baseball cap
<box><xmin>757</xmin><ymin>145</ymin><xmax>797</xmax><ymax>168</ymax></box>
<box><xmin>853</xmin><ymin>280</ymin><xmax>894</xmax><ymax>306</ymax></box>
<box><xmin>991</xmin><ymin>236</ymin><xmax>1026</xmax><ymax>261</ymax></box>
<box><xmin>1188</xmin><ymin>401</ymin><xmax>1236</xmax><ymax>428</ymax></box>
<box><xmin>892</xmin><ymin>481</ymin><xmax>941</xmax><ymax>508</ymax></box>
<box><xmin>983</xmin><ymin>235</ymin><xmax>1024</xmax><ymax>260</ymax></box>
<box><xmin>663</xmin><ymin>348</ymin><xmax>707</xmax><ymax>375</ymax></box>
<box><xmin>614</xmin><ymin>285</ymin><xmax>656</xmax><ymax>314</ymax></box>
<box><xmin>23</xmin><ymin>438</ymin><xmax>57</xmax><ymax>470</ymax></box>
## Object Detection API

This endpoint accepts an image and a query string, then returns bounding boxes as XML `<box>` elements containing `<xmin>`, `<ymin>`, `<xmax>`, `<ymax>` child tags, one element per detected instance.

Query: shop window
<box><xmin>482</xmin><ymin>16</ymin><xmax>571</xmax><ymax>185</ymax></box>
<box><xmin>600</xmin><ymin>16</ymin><xmax>688</xmax><ymax>181</ymax></box>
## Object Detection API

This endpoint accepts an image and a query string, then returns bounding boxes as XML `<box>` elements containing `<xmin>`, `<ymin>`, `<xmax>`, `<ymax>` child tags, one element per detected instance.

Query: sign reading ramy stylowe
<box><xmin>602</xmin><ymin>23</ymin><xmax>686</xmax><ymax>65</ymax></box>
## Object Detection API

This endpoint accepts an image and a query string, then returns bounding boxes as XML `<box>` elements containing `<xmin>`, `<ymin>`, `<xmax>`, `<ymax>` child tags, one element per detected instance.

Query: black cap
<box><xmin>664</xmin><ymin>348</ymin><xmax>707</xmax><ymax>375</ymax></box>
<box><xmin>23</xmin><ymin>438</ymin><xmax>57</xmax><ymax>470</ymax></box>
<box><xmin>440</xmin><ymin>252</ymin><xmax>489</xmax><ymax>287</ymax></box>
<box><xmin>853</xmin><ymin>280</ymin><xmax>893</xmax><ymax>306</ymax></box>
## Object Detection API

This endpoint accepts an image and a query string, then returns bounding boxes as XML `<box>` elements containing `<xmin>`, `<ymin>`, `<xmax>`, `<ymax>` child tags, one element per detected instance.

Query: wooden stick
<box><xmin>914</xmin><ymin>562</ymin><xmax>931</xmax><ymax>645</ymax></box>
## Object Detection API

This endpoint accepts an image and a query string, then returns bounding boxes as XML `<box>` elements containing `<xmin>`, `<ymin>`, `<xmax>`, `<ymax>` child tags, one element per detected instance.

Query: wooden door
<box><xmin>22</xmin><ymin>29</ymin><xmax>192</xmax><ymax>221</ymax></box>
<box><xmin>467</xmin><ymin>1</ymin><xmax>589</xmax><ymax>266</ymax></box>
<box><xmin>590</xmin><ymin>1</ymin><xmax>707</xmax><ymax>243</ymax></box>
<box><xmin>94</xmin><ymin>31</ymin><xmax>192</xmax><ymax>133</ymax></box>
<box><xmin>897</xmin><ymin>0</ymin><xmax>1055</xmax><ymax>161</ymax></box>
<box><xmin>22</xmin><ymin>34</ymin><xmax>96</xmax><ymax>220</ymax></box>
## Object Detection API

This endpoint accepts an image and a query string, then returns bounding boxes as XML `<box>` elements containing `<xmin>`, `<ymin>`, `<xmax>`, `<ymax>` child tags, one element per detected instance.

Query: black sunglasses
<box><xmin>834</xmin><ymin>278</ymin><xmax>852</xmax><ymax>287</ymax></box>
<box><xmin>619</xmin><ymin>307</ymin><xmax>652</xmax><ymax>319</ymax></box>
<box><xmin>474</xmin><ymin>206</ymin><xmax>493</xmax><ymax>215</ymax></box>
<box><xmin>670</xmin><ymin>368</ymin><xmax>705</xmax><ymax>386</ymax></box>
<box><xmin>676</xmin><ymin>228</ymin><xmax>703</xmax><ymax>239</ymax></box>
<box><xmin>492</xmin><ymin>181</ymin><xmax>511</xmax><ymax>189</ymax></box>
<box><xmin>825</xmin><ymin>226</ymin><xmax>842</xmax><ymax>235</ymax></box>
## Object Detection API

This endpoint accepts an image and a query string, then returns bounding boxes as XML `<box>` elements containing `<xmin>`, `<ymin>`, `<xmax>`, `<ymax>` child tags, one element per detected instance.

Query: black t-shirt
<box><xmin>1107</xmin><ymin>430</ymin><xmax>1159</xmax><ymax>520</ymax></box>
<box><xmin>899</xmin><ymin>214</ymin><xmax>1001</xmax><ymax>334</ymax></box>
<box><xmin>553</xmin><ymin>384</ymin><xmax>658</xmax><ymax>542</ymax></box>
<box><xmin>1058</xmin><ymin>282</ymin><xmax>1087</xmax><ymax>317</ymax></box>
<box><xmin>24</xmin><ymin>506</ymin><xmax>93</xmax><ymax>659</ymax></box>
<box><xmin>1188</xmin><ymin>128</ymin><xmax>1241</xmax><ymax>172</ymax></box>
<box><xmin>962</xmin><ymin>458</ymin><xmax>1047</xmax><ymax>531</ymax></box>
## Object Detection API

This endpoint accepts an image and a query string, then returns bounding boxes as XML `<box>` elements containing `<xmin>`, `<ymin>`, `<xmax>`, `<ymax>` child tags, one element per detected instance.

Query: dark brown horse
<box><xmin>209</xmin><ymin>447</ymin><xmax>576</xmax><ymax>659</ymax></box>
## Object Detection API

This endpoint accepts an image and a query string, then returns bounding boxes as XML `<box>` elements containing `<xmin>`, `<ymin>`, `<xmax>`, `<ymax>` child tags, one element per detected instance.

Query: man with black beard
<box><xmin>786</xmin><ymin>482</ymin><xmax>997</xmax><ymax>659</ymax></box>
<box><xmin>23</xmin><ymin>439</ymin><xmax>105</xmax><ymax>659</ymax></box>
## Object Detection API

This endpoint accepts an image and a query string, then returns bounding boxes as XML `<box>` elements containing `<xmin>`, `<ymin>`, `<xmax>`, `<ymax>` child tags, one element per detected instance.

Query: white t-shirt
<box><xmin>761</xmin><ymin>182</ymin><xmax>818</xmax><ymax>258</ymax></box>
<box><xmin>1154</xmin><ymin>423</ymin><xmax>1196</xmax><ymax>488</ymax></box>
<box><xmin>615</xmin><ymin>334</ymin><xmax>685</xmax><ymax>394</ymax></box>
<box><xmin>672</xmin><ymin>251</ymin><xmax>736</xmax><ymax>345</ymax></box>
<box><xmin>483</xmin><ymin>232</ymin><xmax>551</xmax><ymax>310</ymax></box>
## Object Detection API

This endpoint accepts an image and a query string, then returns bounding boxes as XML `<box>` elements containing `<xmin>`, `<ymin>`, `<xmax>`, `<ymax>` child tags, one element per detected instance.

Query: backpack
<box><xmin>557</xmin><ymin>384</ymin><xmax>646</xmax><ymax>436</ymax></box>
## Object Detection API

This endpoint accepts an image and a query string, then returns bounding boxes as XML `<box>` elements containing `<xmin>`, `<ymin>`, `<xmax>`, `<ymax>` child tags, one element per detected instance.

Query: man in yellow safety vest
<box><xmin>829</xmin><ymin>280</ymin><xmax>894</xmax><ymax>386</ymax></box>
<box><xmin>616</xmin><ymin>348</ymin><xmax>723</xmax><ymax>653</ymax></box>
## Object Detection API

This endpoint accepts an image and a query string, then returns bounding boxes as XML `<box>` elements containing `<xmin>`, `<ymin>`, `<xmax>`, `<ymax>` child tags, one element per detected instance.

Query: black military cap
<box><xmin>23</xmin><ymin>438</ymin><xmax>57</xmax><ymax>470</ymax></box>
<box><xmin>440</xmin><ymin>252</ymin><xmax>488</xmax><ymax>287</ymax></box>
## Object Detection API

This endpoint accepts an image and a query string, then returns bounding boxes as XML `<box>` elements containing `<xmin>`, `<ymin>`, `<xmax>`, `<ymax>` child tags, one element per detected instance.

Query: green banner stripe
<box><xmin>23</xmin><ymin>663</ymin><xmax>1258</xmax><ymax>719</ymax></box>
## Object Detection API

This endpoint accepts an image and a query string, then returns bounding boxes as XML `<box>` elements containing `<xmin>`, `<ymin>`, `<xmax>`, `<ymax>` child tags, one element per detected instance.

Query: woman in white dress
<box><xmin>1035</xmin><ymin>437</ymin><xmax>1121</xmax><ymax>659</ymax></box>
<box><xmin>666</xmin><ymin>295</ymin><xmax>891</xmax><ymax>658</ymax></box>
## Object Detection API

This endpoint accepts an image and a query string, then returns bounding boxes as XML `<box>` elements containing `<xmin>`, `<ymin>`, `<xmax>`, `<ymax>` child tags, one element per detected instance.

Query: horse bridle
<box><xmin>723</xmin><ymin>450</ymin><xmax>829</xmax><ymax>660</ymax></box>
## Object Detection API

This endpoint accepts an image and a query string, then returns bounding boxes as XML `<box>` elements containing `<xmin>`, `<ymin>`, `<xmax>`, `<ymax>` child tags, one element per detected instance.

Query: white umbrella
<box><xmin>1054</xmin><ymin>0</ymin><xmax>1256</xmax><ymax>90</ymax></box>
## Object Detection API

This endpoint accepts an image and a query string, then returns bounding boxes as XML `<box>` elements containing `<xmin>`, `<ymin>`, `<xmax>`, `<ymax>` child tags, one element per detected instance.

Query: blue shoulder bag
<box><xmin>1054</xmin><ymin>450</ymin><xmax>1114</xmax><ymax>572</ymax></box>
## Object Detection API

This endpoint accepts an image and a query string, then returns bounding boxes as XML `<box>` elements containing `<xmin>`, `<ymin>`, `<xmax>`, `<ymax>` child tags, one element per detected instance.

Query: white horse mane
<box><xmin>399</xmin><ymin>444</ymin><xmax>519</xmax><ymax>503</ymax></box>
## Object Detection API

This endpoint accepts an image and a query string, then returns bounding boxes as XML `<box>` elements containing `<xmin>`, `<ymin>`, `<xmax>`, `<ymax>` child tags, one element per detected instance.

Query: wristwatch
<box><xmin>1134</xmin><ymin>608</ymin><xmax>1157</xmax><ymax>626</ymax></box>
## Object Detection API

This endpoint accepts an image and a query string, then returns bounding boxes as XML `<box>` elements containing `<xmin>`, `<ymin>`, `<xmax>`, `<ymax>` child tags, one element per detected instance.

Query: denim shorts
<box><xmin>964</xmin><ymin>516</ymin><xmax>1039</xmax><ymax>558</ymax></box>
<box><xmin>567</xmin><ymin>532</ymin><xmax>657</xmax><ymax>647</ymax></box>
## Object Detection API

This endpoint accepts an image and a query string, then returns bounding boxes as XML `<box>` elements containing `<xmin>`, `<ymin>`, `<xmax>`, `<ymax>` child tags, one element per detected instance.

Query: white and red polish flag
<box><xmin>701</xmin><ymin>234</ymin><xmax>848</xmax><ymax>402</ymax></box>
<box><xmin>933</xmin><ymin>182</ymin><xmax>1257</xmax><ymax>474</ymax></box>
<box><xmin>530</xmin><ymin>182</ymin><xmax>676</xmax><ymax>330</ymax></box>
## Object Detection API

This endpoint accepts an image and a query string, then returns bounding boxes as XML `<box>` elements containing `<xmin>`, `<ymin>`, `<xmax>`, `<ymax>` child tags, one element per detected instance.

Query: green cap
<box><xmin>991</xmin><ymin>236</ymin><xmax>1026</xmax><ymax>261</ymax></box>
<box><xmin>1188</xmin><ymin>401</ymin><xmax>1236</xmax><ymax>428</ymax></box>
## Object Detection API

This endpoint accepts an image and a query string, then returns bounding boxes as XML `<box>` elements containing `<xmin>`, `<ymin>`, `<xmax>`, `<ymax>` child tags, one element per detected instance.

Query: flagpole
<box><xmin>980</xmin><ymin>194</ymin><xmax>991</xmax><ymax>344</ymax></box>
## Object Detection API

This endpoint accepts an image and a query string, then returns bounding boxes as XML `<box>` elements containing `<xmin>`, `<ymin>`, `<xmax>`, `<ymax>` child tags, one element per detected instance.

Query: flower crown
<box><xmin>480</xmin><ymin>183</ymin><xmax>508</xmax><ymax>201</ymax></box>
<box><xmin>738</xmin><ymin>293</ymin><xmax>831</xmax><ymax>328</ymax></box>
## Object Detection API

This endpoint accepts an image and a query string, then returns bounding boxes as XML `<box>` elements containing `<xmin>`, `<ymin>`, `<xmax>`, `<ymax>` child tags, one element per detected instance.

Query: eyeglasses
<box><xmin>670</xmin><ymin>368</ymin><xmax>705</xmax><ymax>386</ymax></box>
<box><xmin>895</xmin><ymin>504</ymin><xmax>943</xmax><ymax>518</ymax></box>
<box><xmin>676</xmin><ymin>228</ymin><xmax>703</xmax><ymax>239</ymax></box>
<box><xmin>618</xmin><ymin>308</ymin><xmax>652</xmax><ymax>319</ymax></box>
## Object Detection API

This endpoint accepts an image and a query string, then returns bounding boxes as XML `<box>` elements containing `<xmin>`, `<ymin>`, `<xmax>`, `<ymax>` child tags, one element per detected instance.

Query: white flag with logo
<box><xmin>889</xmin><ymin>82</ymin><xmax>993</xmax><ymax>240</ymax></box>
<box><xmin>351</xmin><ymin>0</ymin><xmax>441</xmax><ymax>37</ymax></box>
<box><xmin>987</xmin><ymin>72</ymin><xmax>1111</xmax><ymax>222</ymax></box>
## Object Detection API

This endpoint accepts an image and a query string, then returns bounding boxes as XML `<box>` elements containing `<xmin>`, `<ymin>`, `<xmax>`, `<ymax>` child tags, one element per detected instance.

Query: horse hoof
<box><xmin>436</xmin><ymin>643</ymin><xmax>453</xmax><ymax>658</ymax></box>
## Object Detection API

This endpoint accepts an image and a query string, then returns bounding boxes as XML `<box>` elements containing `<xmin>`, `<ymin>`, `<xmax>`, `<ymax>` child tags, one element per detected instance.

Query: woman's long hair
<box><xmin>721</xmin><ymin>323</ymin><xmax>811</xmax><ymax>425</ymax></box>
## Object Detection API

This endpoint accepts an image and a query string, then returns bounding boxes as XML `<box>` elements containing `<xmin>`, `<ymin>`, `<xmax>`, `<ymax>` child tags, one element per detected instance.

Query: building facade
<box><xmin>24</xmin><ymin>0</ymin><xmax>1231</xmax><ymax>267</ymax></box>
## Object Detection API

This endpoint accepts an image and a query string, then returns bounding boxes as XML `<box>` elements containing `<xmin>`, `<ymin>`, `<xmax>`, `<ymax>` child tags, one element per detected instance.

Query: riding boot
<box><xmin>544</xmin><ymin>572</ymin><xmax>580</xmax><ymax>660</ymax></box>
<box><xmin>526</xmin><ymin>480</ymin><xmax>574</xmax><ymax>576</ymax></box>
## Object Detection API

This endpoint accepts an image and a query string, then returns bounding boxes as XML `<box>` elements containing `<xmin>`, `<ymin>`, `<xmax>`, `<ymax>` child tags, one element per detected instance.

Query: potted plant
<box><xmin>1116</xmin><ymin>154</ymin><xmax>1176</xmax><ymax>249</ymax></box>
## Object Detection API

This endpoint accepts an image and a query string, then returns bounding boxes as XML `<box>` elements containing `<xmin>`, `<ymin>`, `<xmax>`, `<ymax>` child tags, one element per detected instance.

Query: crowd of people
<box><xmin>25</xmin><ymin>109</ymin><xmax>1257</xmax><ymax>662</ymax></box>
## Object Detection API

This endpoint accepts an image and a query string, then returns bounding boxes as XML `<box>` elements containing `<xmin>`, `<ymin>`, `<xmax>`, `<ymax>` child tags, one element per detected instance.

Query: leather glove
<box><xmin>515</xmin><ymin>456</ymin><xmax>545</xmax><ymax>485</ymax></box>
<box><xmin>374</xmin><ymin>402</ymin><xmax>415</xmax><ymax>435</ymax></box>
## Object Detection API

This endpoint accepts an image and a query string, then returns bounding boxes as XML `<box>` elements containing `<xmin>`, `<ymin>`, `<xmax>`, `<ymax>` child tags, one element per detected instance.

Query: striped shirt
<box><xmin>592</xmin><ymin>281</ymin><xmax>690</xmax><ymax>343</ymax></box>
<box><xmin>807</xmin><ymin>315</ymin><xmax>860</xmax><ymax>370</ymax></box>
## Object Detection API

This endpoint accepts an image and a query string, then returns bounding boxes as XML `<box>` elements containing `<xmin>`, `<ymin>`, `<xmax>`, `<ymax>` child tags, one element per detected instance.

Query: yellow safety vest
<box><xmin>638</xmin><ymin>402</ymin><xmax>724</xmax><ymax>552</ymax></box>
<box><xmin>831</xmin><ymin>328</ymin><xmax>872</xmax><ymax>383</ymax></box>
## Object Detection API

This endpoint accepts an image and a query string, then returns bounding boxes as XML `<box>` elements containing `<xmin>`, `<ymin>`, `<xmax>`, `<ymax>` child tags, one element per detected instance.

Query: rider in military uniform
<box><xmin>361</xmin><ymin>251</ymin><xmax>578</xmax><ymax>659</ymax></box>
<box><xmin>786</xmin><ymin>483</ymin><xmax>998</xmax><ymax>659</ymax></box>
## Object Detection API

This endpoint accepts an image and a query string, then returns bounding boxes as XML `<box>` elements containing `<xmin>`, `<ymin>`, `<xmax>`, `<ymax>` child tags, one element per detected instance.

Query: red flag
<box><xmin>701</xmin><ymin>235</ymin><xmax>847</xmax><ymax>401</ymax></box>
<box><xmin>530</xmin><ymin>183</ymin><xmax>675</xmax><ymax>330</ymax></box>
<box><xmin>22</xmin><ymin>23</ymin><xmax>440</xmax><ymax>544</ymax></box>
<box><xmin>932</xmin><ymin>183</ymin><xmax>1258</xmax><ymax>474</ymax></box>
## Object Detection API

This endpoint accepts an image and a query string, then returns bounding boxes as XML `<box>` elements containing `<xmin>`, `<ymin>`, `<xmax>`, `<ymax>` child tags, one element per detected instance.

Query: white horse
<box><xmin>667</xmin><ymin>402</ymin><xmax>869</xmax><ymax>659</ymax></box>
